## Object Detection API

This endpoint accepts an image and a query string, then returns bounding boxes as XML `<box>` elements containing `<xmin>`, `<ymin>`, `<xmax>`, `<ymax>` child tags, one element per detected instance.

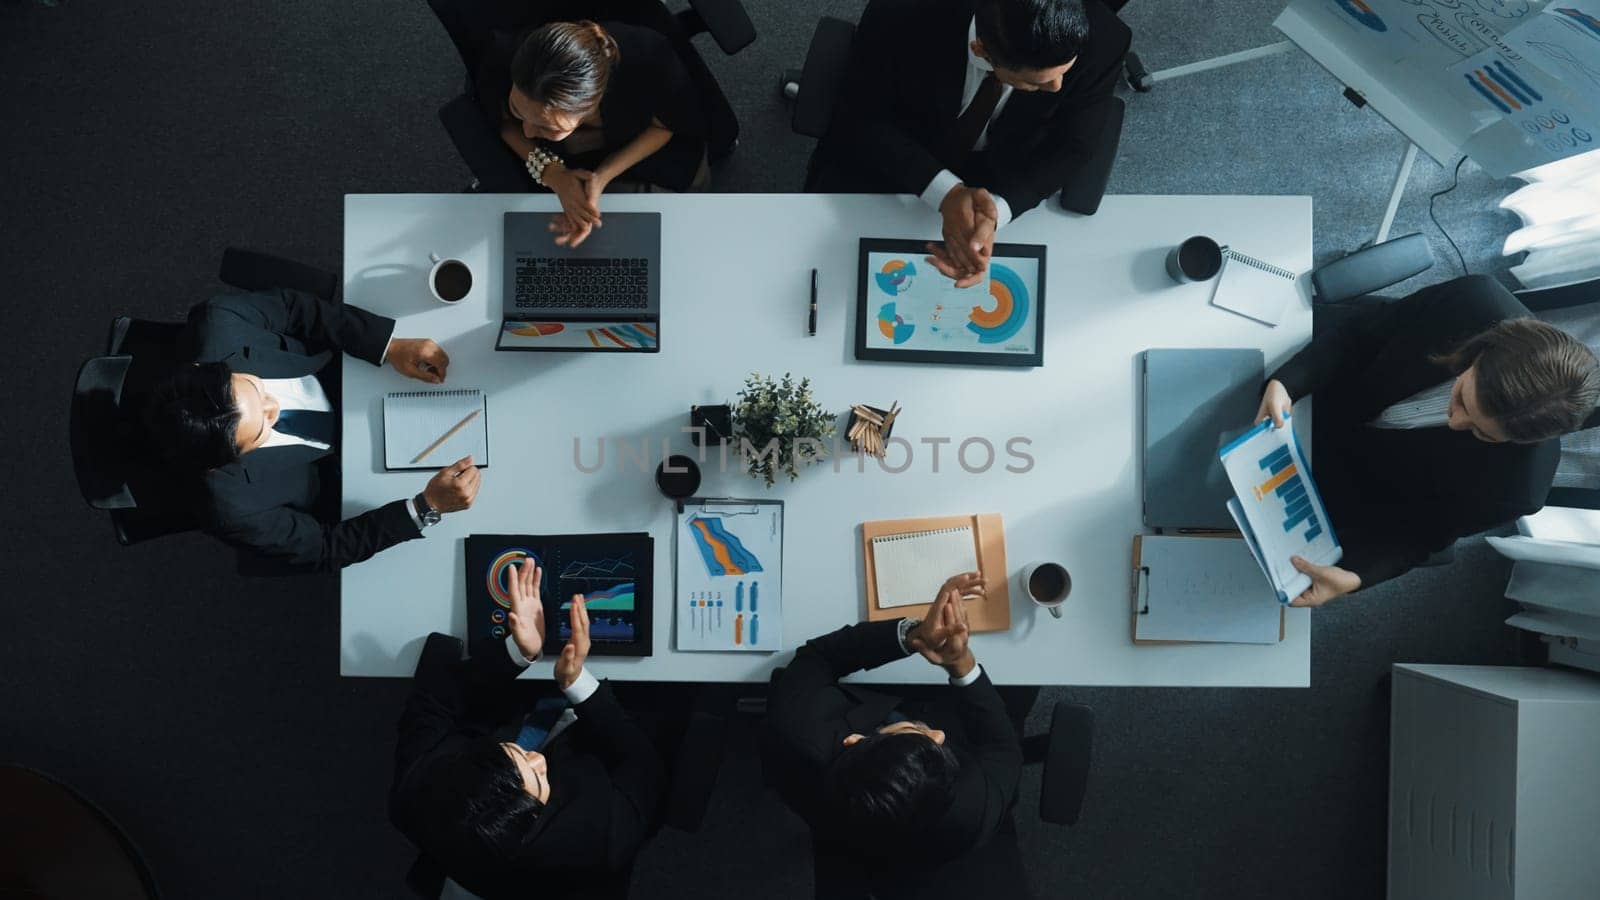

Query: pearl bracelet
<box><xmin>525</xmin><ymin>147</ymin><xmax>562</xmax><ymax>186</ymax></box>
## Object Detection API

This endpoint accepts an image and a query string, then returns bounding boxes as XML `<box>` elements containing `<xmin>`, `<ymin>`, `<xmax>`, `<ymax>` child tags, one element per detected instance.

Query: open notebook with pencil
<box><xmin>382</xmin><ymin>389</ymin><xmax>489</xmax><ymax>471</ymax></box>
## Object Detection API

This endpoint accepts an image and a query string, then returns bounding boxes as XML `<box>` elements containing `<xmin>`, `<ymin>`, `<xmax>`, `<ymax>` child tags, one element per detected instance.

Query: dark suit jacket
<box><xmin>761</xmin><ymin>620</ymin><xmax>1023</xmax><ymax>869</ymax></box>
<box><xmin>178</xmin><ymin>288</ymin><xmax>420</xmax><ymax>571</ymax></box>
<box><xmin>390</xmin><ymin>634</ymin><xmax>665</xmax><ymax>900</ymax></box>
<box><xmin>816</xmin><ymin>0</ymin><xmax>1130</xmax><ymax>217</ymax></box>
<box><xmin>476</xmin><ymin>20</ymin><xmax>707</xmax><ymax>191</ymax></box>
<box><xmin>1272</xmin><ymin>274</ymin><xmax>1559</xmax><ymax>589</ymax></box>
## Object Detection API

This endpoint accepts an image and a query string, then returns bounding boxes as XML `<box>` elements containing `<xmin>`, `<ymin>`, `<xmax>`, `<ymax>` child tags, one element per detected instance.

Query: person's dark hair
<box><xmin>825</xmin><ymin>732</ymin><xmax>960</xmax><ymax>845</ymax></box>
<box><xmin>141</xmin><ymin>362</ymin><xmax>243</xmax><ymax>471</ymax></box>
<box><xmin>1434</xmin><ymin>317</ymin><xmax>1600</xmax><ymax>443</ymax></box>
<box><xmin>511</xmin><ymin>20</ymin><xmax>619</xmax><ymax>114</ymax></box>
<box><xmin>423</xmin><ymin>740</ymin><xmax>544</xmax><ymax>858</ymax></box>
<box><xmin>974</xmin><ymin>0</ymin><xmax>1091</xmax><ymax>71</ymax></box>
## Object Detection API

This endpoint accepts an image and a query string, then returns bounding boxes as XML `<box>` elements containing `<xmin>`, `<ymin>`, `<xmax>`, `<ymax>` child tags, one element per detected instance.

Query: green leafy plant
<box><xmin>732</xmin><ymin>372</ymin><xmax>835</xmax><ymax>486</ymax></box>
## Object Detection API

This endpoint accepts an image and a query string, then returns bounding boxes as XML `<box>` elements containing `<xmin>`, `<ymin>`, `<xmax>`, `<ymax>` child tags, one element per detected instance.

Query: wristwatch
<box><xmin>413</xmin><ymin>492</ymin><xmax>443</xmax><ymax>528</ymax></box>
<box><xmin>898</xmin><ymin>617</ymin><xmax>922</xmax><ymax>652</ymax></box>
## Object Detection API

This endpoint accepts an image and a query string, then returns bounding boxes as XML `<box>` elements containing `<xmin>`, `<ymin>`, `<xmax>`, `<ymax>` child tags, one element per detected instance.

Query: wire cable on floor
<box><xmin>1429</xmin><ymin>155</ymin><xmax>1470</xmax><ymax>275</ymax></box>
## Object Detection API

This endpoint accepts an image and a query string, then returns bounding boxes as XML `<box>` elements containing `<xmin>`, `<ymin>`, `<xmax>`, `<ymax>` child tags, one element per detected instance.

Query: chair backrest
<box><xmin>74</xmin><ymin>317</ymin><xmax>206</xmax><ymax>545</ymax></box>
<box><xmin>71</xmin><ymin>355</ymin><xmax>140</xmax><ymax>510</ymax></box>
<box><xmin>1521</xmin><ymin>279</ymin><xmax>1600</xmax><ymax>493</ymax></box>
<box><xmin>792</xmin><ymin>17</ymin><xmax>857</xmax><ymax>140</ymax></box>
<box><xmin>426</xmin><ymin>0</ymin><xmax>689</xmax><ymax>81</ymax></box>
<box><xmin>1038</xmin><ymin>701</ymin><xmax>1092</xmax><ymax>825</ymax></box>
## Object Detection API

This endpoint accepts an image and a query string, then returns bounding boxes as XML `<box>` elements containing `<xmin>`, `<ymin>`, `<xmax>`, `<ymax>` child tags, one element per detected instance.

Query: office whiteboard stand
<box><xmin>1127</xmin><ymin>37</ymin><xmax>1420</xmax><ymax>249</ymax></box>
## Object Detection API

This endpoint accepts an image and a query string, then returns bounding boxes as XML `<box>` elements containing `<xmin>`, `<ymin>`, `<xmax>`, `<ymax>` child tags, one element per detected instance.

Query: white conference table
<box><xmin>341</xmin><ymin>192</ymin><xmax>1314</xmax><ymax>686</ymax></box>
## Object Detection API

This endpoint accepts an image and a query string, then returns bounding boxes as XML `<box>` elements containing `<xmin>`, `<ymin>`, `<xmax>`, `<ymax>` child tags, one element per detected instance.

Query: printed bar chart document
<box><xmin>1220</xmin><ymin>416</ymin><xmax>1341</xmax><ymax>603</ymax></box>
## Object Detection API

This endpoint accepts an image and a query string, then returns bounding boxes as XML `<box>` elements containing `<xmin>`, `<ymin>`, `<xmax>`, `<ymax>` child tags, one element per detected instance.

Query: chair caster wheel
<box><xmin>778</xmin><ymin>68</ymin><xmax>802</xmax><ymax>102</ymax></box>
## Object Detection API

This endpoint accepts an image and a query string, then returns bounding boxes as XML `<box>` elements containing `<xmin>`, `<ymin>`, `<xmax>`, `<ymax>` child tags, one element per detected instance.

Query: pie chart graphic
<box><xmin>1336</xmin><ymin>0</ymin><xmax>1388</xmax><ymax>31</ymax></box>
<box><xmin>487</xmin><ymin>548</ymin><xmax>541</xmax><ymax>609</ymax></box>
<box><xmin>965</xmin><ymin>263</ymin><xmax>1030</xmax><ymax>345</ymax></box>
<box><xmin>874</xmin><ymin>259</ymin><xmax>916</xmax><ymax>295</ymax></box>
<box><xmin>877</xmin><ymin>302</ymin><xmax>915</xmax><ymax>344</ymax></box>
<box><xmin>505</xmin><ymin>321</ymin><xmax>566</xmax><ymax>337</ymax></box>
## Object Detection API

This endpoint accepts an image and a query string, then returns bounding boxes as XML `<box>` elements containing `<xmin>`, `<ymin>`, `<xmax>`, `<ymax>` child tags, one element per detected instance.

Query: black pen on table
<box><xmin>808</xmin><ymin>268</ymin><xmax>818</xmax><ymax>336</ymax></box>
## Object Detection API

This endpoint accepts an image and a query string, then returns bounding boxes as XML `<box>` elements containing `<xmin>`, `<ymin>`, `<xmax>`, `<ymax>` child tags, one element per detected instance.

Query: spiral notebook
<box><xmin>861</xmin><ymin>513</ymin><xmax>1010</xmax><ymax>633</ymax></box>
<box><xmin>1210</xmin><ymin>248</ymin><xmax>1299</xmax><ymax>327</ymax></box>
<box><xmin>382</xmin><ymin>389</ymin><xmax>490</xmax><ymax>471</ymax></box>
<box><xmin>871</xmin><ymin>526</ymin><xmax>981</xmax><ymax>609</ymax></box>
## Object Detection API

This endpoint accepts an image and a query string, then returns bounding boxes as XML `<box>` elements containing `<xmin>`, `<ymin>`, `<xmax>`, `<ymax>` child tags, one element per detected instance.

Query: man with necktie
<box><xmin>390</xmin><ymin>561</ymin><xmax>665</xmax><ymax>899</ymax></box>
<box><xmin>142</xmin><ymin>287</ymin><xmax>480</xmax><ymax>571</ymax></box>
<box><xmin>812</xmin><ymin>0</ymin><xmax>1130</xmax><ymax>286</ymax></box>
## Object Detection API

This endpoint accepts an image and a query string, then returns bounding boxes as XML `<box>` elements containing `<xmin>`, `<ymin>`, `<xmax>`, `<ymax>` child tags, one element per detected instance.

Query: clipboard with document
<box><xmin>1131</xmin><ymin>534</ymin><xmax>1285</xmax><ymax>645</ymax></box>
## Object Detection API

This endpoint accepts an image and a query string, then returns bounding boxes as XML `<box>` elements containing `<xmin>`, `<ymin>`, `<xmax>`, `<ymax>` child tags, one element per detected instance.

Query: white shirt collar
<box><xmin>968</xmin><ymin>18</ymin><xmax>992</xmax><ymax>73</ymax></box>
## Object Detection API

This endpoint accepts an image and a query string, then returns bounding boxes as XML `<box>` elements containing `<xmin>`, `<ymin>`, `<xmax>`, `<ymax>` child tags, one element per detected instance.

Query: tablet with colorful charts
<box><xmin>465</xmin><ymin>533</ymin><xmax>654</xmax><ymax>657</ymax></box>
<box><xmin>856</xmin><ymin>238</ymin><xmax>1046</xmax><ymax>367</ymax></box>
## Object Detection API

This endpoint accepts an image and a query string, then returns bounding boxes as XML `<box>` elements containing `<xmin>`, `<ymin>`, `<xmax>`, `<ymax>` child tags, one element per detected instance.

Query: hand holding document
<box><xmin>1220</xmin><ymin>415</ymin><xmax>1342</xmax><ymax>604</ymax></box>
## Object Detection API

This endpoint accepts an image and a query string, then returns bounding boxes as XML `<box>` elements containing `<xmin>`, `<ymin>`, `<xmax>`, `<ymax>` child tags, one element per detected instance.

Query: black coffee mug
<box><xmin>655</xmin><ymin>455</ymin><xmax>701</xmax><ymax>500</ymax></box>
<box><xmin>429</xmin><ymin>253</ymin><xmax>472</xmax><ymax>304</ymax></box>
<box><xmin>1165</xmin><ymin>236</ymin><xmax>1224</xmax><ymax>283</ymax></box>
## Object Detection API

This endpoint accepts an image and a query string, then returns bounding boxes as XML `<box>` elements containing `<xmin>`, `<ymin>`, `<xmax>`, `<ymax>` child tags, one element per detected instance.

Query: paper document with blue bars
<box><xmin>1219</xmin><ymin>415</ymin><xmax>1342</xmax><ymax>603</ymax></box>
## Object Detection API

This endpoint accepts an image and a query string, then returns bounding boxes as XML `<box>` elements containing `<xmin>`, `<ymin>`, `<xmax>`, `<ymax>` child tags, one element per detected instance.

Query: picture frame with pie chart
<box><xmin>855</xmin><ymin>238</ymin><xmax>1047</xmax><ymax>367</ymax></box>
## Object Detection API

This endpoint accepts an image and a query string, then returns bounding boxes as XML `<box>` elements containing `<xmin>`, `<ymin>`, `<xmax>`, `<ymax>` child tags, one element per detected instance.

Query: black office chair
<box><xmin>779</xmin><ymin>0</ymin><xmax>1130</xmax><ymax>215</ymax></box>
<box><xmin>427</xmin><ymin>0</ymin><xmax>756</xmax><ymax>193</ymax></box>
<box><xmin>804</xmin><ymin>700</ymin><xmax>1094</xmax><ymax>900</ymax></box>
<box><xmin>69</xmin><ymin>247</ymin><xmax>344</xmax><ymax>549</ymax></box>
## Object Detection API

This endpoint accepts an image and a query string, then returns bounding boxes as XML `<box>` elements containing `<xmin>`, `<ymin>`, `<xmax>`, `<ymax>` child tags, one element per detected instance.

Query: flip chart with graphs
<box><xmin>1219</xmin><ymin>416</ymin><xmax>1342</xmax><ymax>603</ymax></box>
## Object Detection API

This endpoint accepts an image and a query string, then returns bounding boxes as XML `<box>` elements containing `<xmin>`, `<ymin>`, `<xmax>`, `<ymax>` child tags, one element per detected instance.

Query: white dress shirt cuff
<box><xmin>950</xmin><ymin>663</ymin><xmax>984</xmax><ymax>687</ymax></box>
<box><xmin>505</xmin><ymin>633</ymin><xmax>538</xmax><ymax>667</ymax></box>
<box><xmin>919</xmin><ymin>171</ymin><xmax>1012</xmax><ymax>233</ymax></box>
<box><xmin>380</xmin><ymin>323</ymin><xmax>397</xmax><ymax>365</ymax></box>
<box><xmin>563</xmin><ymin>667</ymin><xmax>601</xmax><ymax>704</ymax></box>
<box><xmin>920</xmin><ymin>169</ymin><xmax>964</xmax><ymax>215</ymax></box>
<box><xmin>405</xmin><ymin>497</ymin><xmax>427</xmax><ymax>534</ymax></box>
<box><xmin>991</xmin><ymin>195</ymin><xmax>1013</xmax><ymax>230</ymax></box>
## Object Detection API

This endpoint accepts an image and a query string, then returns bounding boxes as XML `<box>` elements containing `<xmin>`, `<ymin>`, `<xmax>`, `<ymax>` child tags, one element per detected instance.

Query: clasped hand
<box><xmin>905</xmin><ymin>572</ymin><xmax>983</xmax><ymax>678</ymax></box>
<box><xmin>925</xmin><ymin>185</ymin><xmax>998</xmax><ymax>289</ymax></box>
<box><xmin>505</xmin><ymin>557</ymin><xmax>592</xmax><ymax>688</ymax></box>
<box><xmin>545</xmin><ymin>163</ymin><xmax>608</xmax><ymax>248</ymax></box>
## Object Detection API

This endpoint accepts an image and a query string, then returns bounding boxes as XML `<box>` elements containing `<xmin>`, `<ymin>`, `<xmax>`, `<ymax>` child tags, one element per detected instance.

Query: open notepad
<box><xmin>1210</xmin><ymin>248</ymin><xmax>1298</xmax><ymax>326</ymax></box>
<box><xmin>870</xmin><ymin>526</ymin><xmax>980</xmax><ymax>609</ymax></box>
<box><xmin>382</xmin><ymin>389</ymin><xmax>489</xmax><ymax>471</ymax></box>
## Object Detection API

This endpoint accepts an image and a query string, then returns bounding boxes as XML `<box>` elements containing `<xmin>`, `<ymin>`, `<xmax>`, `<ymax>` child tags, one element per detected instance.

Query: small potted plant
<box><xmin>733</xmin><ymin>372</ymin><xmax>835</xmax><ymax>487</ymax></box>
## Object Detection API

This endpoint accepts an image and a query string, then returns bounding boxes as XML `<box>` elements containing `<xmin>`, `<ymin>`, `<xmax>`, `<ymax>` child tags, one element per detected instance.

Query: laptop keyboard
<box><xmin>514</xmin><ymin>256</ymin><xmax>650</xmax><ymax>310</ymax></box>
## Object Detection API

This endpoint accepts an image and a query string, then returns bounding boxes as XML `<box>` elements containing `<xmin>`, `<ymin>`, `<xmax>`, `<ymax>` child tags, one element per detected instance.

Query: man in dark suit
<box><xmin>814</xmin><ymin>0</ymin><xmax>1130</xmax><ymax>286</ymax></box>
<box><xmin>1255</xmin><ymin>274</ymin><xmax>1600</xmax><ymax>606</ymax></box>
<box><xmin>762</xmin><ymin>573</ymin><xmax>1023</xmax><ymax>888</ymax></box>
<box><xmin>391</xmin><ymin>560</ymin><xmax>664</xmax><ymax>900</ymax></box>
<box><xmin>142</xmin><ymin>288</ymin><xmax>480</xmax><ymax>571</ymax></box>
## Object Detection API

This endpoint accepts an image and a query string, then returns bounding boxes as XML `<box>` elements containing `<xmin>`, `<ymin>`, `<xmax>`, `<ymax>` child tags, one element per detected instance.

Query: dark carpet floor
<box><xmin>1</xmin><ymin>1</ymin><xmax>1535</xmax><ymax>898</ymax></box>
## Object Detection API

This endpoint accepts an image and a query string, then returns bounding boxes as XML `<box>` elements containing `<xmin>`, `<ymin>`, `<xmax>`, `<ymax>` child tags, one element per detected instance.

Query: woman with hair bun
<box><xmin>479</xmin><ymin>19</ymin><xmax>708</xmax><ymax>246</ymax></box>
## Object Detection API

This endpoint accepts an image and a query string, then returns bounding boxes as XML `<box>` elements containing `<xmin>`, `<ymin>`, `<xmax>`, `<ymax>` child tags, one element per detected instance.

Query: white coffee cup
<box><xmin>1019</xmin><ymin>562</ymin><xmax>1071</xmax><ymax>619</ymax></box>
<box><xmin>428</xmin><ymin>253</ymin><xmax>472</xmax><ymax>304</ymax></box>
